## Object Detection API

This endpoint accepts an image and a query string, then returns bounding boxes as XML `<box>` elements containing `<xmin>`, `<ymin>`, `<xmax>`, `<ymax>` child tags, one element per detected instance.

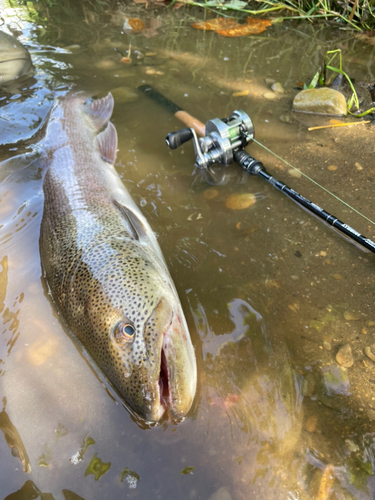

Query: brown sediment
<box><xmin>157</xmin><ymin>49</ymin><xmax>286</xmax><ymax>101</ymax></box>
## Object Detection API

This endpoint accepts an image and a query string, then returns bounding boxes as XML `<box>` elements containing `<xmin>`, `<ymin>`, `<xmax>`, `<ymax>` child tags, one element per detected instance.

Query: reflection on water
<box><xmin>0</xmin><ymin>398</ymin><xmax>31</xmax><ymax>473</ymax></box>
<box><xmin>1</xmin><ymin>0</ymin><xmax>375</xmax><ymax>498</ymax></box>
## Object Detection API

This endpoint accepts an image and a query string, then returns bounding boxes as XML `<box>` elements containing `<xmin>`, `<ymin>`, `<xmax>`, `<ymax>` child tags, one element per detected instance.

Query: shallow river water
<box><xmin>1</xmin><ymin>1</ymin><xmax>375</xmax><ymax>499</ymax></box>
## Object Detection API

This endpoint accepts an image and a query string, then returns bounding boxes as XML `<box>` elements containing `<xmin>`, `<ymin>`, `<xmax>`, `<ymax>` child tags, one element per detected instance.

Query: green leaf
<box><xmin>181</xmin><ymin>466</ymin><xmax>195</xmax><ymax>475</ymax></box>
<box><xmin>307</xmin><ymin>70</ymin><xmax>320</xmax><ymax>89</ymax></box>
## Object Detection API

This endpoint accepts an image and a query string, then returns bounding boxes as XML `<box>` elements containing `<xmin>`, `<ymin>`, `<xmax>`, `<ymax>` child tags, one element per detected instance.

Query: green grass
<box><xmin>177</xmin><ymin>0</ymin><xmax>375</xmax><ymax>29</ymax></box>
<box><xmin>9</xmin><ymin>0</ymin><xmax>375</xmax><ymax>29</ymax></box>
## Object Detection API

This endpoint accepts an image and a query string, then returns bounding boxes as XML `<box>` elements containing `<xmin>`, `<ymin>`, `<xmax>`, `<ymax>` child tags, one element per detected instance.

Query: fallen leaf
<box><xmin>192</xmin><ymin>17</ymin><xmax>238</xmax><ymax>31</ymax></box>
<box><xmin>124</xmin><ymin>18</ymin><xmax>146</xmax><ymax>32</ymax></box>
<box><xmin>246</xmin><ymin>16</ymin><xmax>272</xmax><ymax>26</ymax></box>
<box><xmin>192</xmin><ymin>17</ymin><xmax>271</xmax><ymax>37</ymax></box>
<box><xmin>217</xmin><ymin>18</ymin><xmax>271</xmax><ymax>37</ymax></box>
<box><xmin>329</xmin><ymin>119</ymin><xmax>344</xmax><ymax>124</ymax></box>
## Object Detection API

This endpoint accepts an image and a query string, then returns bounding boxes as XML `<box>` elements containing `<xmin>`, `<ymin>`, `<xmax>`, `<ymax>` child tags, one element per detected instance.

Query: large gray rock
<box><xmin>293</xmin><ymin>87</ymin><xmax>347</xmax><ymax>116</ymax></box>
<box><xmin>0</xmin><ymin>30</ymin><xmax>34</xmax><ymax>84</ymax></box>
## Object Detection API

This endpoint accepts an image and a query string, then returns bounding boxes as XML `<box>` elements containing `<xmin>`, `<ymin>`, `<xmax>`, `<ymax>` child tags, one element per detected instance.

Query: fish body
<box><xmin>0</xmin><ymin>31</ymin><xmax>33</xmax><ymax>84</ymax></box>
<box><xmin>39</xmin><ymin>93</ymin><xmax>197</xmax><ymax>422</ymax></box>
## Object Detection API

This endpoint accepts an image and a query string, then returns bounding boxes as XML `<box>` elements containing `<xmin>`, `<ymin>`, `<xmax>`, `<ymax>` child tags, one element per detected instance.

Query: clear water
<box><xmin>1</xmin><ymin>2</ymin><xmax>375</xmax><ymax>499</ymax></box>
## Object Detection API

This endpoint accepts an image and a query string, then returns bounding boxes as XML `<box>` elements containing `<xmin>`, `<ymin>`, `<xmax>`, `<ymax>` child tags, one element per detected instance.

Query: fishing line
<box><xmin>252</xmin><ymin>137</ymin><xmax>375</xmax><ymax>227</ymax></box>
<box><xmin>140</xmin><ymin>83</ymin><xmax>375</xmax><ymax>254</ymax></box>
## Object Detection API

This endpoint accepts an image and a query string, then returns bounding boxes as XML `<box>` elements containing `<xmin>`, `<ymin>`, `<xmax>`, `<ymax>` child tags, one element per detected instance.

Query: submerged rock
<box><xmin>271</xmin><ymin>82</ymin><xmax>285</xmax><ymax>94</ymax></box>
<box><xmin>0</xmin><ymin>31</ymin><xmax>34</xmax><ymax>84</ymax></box>
<box><xmin>321</xmin><ymin>364</ymin><xmax>350</xmax><ymax>396</ymax></box>
<box><xmin>208</xmin><ymin>487</ymin><xmax>233</xmax><ymax>500</ymax></box>
<box><xmin>293</xmin><ymin>88</ymin><xmax>347</xmax><ymax>116</ymax></box>
<box><xmin>336</xmin><ymin>344</ymin><xmax>354</xmax><ymax>368</ymax></box>
<box><xmin>225</xmin><ymin>193</ymin><xmax>256</xmax><ymax>210</ymax></box>
<box><xmin>364</xmin><ymin>346</ymin><xmax>375</xmax><ymax>363</ymax></box>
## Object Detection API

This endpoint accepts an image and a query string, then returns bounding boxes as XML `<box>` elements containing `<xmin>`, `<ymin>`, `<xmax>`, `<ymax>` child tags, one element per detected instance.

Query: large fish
<box><xmin>39</xmin><ymin>92</ymin><xmax>197</xmax><ymax>423</ymax></box>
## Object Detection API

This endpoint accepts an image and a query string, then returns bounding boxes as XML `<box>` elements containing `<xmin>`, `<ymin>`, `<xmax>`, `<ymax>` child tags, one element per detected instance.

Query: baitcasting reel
<box><xmin>165</xmin><ymin>110</ymin><xmax>254</xmax><ymax>172</ymax></box>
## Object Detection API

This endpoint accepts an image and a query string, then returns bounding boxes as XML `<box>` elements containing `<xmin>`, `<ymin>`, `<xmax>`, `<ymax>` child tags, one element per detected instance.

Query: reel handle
<box><xmin>165</xmin><ymin>128</ymin><xmax>194</xmax><ymax>150</ymax></box>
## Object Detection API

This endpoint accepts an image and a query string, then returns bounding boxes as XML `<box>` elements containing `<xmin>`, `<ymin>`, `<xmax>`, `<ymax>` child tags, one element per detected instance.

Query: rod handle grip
<box><xmin>165</xmin><ymin>128</ymin><xmax>194</xmax><ymax>150</ymax></box>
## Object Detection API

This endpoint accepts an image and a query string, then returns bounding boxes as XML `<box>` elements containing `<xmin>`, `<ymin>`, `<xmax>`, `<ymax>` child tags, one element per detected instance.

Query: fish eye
<box><xmin>118</xmin><ymin>322</ymin><xmax>135</xmax><ymax>341</ymax></box>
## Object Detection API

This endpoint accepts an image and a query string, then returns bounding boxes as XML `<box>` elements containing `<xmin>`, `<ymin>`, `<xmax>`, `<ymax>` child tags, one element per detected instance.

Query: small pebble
<box><xmin>343</xmin><ymin>310</ymin><xmax>361</xmax><ymax>321</ymax></box>
<box><xmin>367</xmin><ymin>320</ymin><xmax>375</xmax><ymax>326</ymax></box>
<box><xmin>323</xmin><ymin>341</ymin><xmax>332</xmax><ymax>351</ymax></box>
<box><xmin>271</xmin><ymin>82</ymin><xmax>285</xmax><ymax>94</ymax></box>
<box><xmin>328</xmin><ymin>165</ymin><xmax>337</xmax><ymax>171</ymax></box>
<box><xmin>332</xmin><ymin>274</ymin><xmax>342</xmax><ymax>280</ymax></box>
<box><xmin>263</xmin><ymin>91</ymin><xmax>277</xmax><ymax>100</ymax></box>
<box><xmin>145</xmin><ymin>68</ymin><xmax>164</xmax><ymax>76</ymax></box>
<box><xmin>203</xmin><ymin>188</ymin><xmax>219</xmax><ymax>200</ymax></box>
<box><xmin>279</xmin><ymin>114</ymin><xmax>292</xmax><ymax>123</ymax></box>
<box><xmin>336</xmin><ymin>344</ymin><xmax>353</xmax><ymax>368</ymax></box>
<box><xmin>362</xmin><ymin>327</ymin><xmax>367</xmax><ymax>335</ymax></box>
<box><xmin>320</xmin><ymin>251</ymin><xmax>327</xmax><ymax>257</ymax></box>
<box><xmin>235</xmin><ymin>222</ymin><xmax>259</xmax><ymax>235</ymax></box>
<box><xmin>365</xmin><ymin>346</ymin><xmax>375</xmax><ymax>363</ymax></box>
<box><xmin>225</xmin><ymin>193</ymin><xmax>256</xmax><ymax>210</ymax></box>
<box><xmin>355</xmin><ymin>162</ymin><xmax>363</xmax><ymax>171</ymax></box>
<box><xmin>291</xmin><ymin>275</ymin><xmax>299</xmax><ymax>280</ymax></box>
<box><xmin>288</xmin><ymin>169</ymin><xmax>302</xmax><ymax>178</ymax></box>
<box><xmin>265</xmin><ymin>77</ymin><xmax>276</xmax><ymax>85</ymax></box>
<box><xmin>345</xmin><ymin>439</ymin><xmax>359</xmax><ymax>452</ymax></box>
<box><xmin>305</xmin><ymin>415</ymin><xmax>318</xmax><ymax>432</ymax></box>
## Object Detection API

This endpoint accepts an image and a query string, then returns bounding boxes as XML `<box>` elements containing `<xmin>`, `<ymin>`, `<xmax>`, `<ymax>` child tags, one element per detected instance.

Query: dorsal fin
<box><xmin>113</xmin><ymin>199</ymin><xmax>148</xmax><ymax>241</ymax></box>
<box><xmin>94</xmin><ymin>122</ymin><xmax>117</xmax><ymax>164</ymax></box>
<box><xmin>84</xmin><ymin>93</ymin><xmax>114</xmax><ymax>130</ymax></box>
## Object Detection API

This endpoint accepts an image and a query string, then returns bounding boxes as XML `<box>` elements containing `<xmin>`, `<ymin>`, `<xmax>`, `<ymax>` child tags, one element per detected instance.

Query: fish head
<box><xmin>83</xmin><ymin>250</ymin><xmax>197</xmax><ymax>424</ymax></box>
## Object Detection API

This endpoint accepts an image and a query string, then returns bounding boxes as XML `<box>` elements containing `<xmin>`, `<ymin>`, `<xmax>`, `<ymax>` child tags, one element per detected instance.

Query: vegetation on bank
<box><xmin>7</xmin><ymin>0</ymin><xmax>375</xmax><ymax>30</ymax></box>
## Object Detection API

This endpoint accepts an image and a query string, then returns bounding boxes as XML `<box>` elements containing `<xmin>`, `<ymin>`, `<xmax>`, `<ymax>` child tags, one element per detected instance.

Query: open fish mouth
<box><xmin>159</xmin><ymin>344</ymin><xmax>170</xmax><ymax>410</ymax></box>
<box><xmin>155</xmin><ymin>312</ymin><xmax>197</xmax><ymax>422</ymax></box>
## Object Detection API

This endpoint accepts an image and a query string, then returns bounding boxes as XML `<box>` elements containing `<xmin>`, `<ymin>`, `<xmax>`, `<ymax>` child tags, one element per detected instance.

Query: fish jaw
<box><xmin>160</xmin><ymin>312</ymin><xmax>197</xmax><ymax>421</ymax></box>
<box><xmin>126</xmin><ymin>301</ymin><xmax>197</xmax><ymax>424</ymax></box>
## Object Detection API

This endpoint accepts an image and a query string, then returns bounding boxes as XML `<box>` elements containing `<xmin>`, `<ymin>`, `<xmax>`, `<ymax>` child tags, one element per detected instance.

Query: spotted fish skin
<box><xmin>39</xmin><ymin>93</ymin><xmax>197</xmax><ymax>422</ymax></box>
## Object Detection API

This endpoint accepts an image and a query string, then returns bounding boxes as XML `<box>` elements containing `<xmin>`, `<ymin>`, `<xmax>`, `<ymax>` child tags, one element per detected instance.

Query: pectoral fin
<box><xmin>94</xmin><ymin>122</ymin><xmax>117</xmax><ymax>164</ymax></box>
<box><xmin>113</xmin><ymin>199</ymin><xmax>148</xmax><ymax>242</ymax></box>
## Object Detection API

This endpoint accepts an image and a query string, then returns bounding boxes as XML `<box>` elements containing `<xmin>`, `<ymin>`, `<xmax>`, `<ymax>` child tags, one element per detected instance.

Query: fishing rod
<box><xmin>139</xmin><ymin>84</ymin><xmax>375</xmax><ymax>255</ymax></box>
